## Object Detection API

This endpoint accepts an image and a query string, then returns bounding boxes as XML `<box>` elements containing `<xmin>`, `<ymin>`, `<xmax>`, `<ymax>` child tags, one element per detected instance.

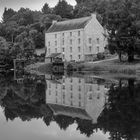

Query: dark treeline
<box><xmin>0</xmin><ymin>0</ymin><xmax>140</xmax><ymax>63</ymax></box>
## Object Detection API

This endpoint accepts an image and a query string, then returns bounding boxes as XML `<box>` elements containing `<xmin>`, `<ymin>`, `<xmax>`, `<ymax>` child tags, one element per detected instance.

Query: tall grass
<box><xmin>77</xmin><ymin>60</ymin><xmax>137</xmax><ymax>75</ymax></box>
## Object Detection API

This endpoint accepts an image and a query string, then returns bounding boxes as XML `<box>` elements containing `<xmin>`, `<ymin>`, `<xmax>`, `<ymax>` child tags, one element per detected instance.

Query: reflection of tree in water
<box><xmin>2</xmin><ymin>74</ymin><xmax>140</xmax><ymax>139</ymax></box>
<box><xmin>54</xmin><ymin>115</ymin><xmax>75</xmax><ymax>130</ymax></box>
<box><xmin>1</xmin><ymin>74</ymin><xmax>47</xmax><ymax>121</ymax></box>
<box><xmin>0</xmin><ymin>74</ymin><xmax>13</xmax><ymax>104</ymax></box>
<box><xmin>97</xmin><ymin>79</ymin><xmax>140</xmax><ymax>140</ymax></box>
<box><xmin>76</xmin><ymin>118</ymin><xmax>97</xmax><ymax>137</ymax></box>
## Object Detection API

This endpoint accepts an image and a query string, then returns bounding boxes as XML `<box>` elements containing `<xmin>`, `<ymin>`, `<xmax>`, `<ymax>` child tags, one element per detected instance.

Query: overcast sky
<box><xmin>0</xmin><ymin>0</ymin><xmax>76</xmax><ymax>21</ymax></box>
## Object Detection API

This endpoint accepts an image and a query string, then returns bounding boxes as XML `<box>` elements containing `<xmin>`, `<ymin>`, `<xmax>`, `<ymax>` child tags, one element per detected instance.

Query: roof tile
<box><xmin>46</xmin><ymin>16</ymin><xmax>91</xmax><ymax>33</ymax></box>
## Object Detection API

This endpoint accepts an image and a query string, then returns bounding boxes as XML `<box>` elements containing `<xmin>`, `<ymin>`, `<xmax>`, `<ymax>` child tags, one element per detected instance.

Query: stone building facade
<box><xmin>45</xmin><ymin>13</ymin><xmax>107</xmax><ymax>62</ymax></box>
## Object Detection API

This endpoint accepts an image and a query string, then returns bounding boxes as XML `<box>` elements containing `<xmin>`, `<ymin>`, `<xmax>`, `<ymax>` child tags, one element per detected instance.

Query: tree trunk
<box><xmin>128</xmin><ymin>79</ymin><xmax>135</xmax><ymax>98</ymax></box>
<box><xmin>118</xmin><ymin>51</ymin><xmax>122</xmax><ymax>62</ymax></box>
<box><xmin>128</xmin><ymin>52</ymin><xmax>134</xmax><ymax>62</ymax></box>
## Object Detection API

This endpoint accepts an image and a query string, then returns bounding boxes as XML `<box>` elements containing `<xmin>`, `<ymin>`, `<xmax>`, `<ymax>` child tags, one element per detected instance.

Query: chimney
<box><xmin>52</xmin><ymin>20</ymin><xmax>57</xmax><ymax>24</ymax></box>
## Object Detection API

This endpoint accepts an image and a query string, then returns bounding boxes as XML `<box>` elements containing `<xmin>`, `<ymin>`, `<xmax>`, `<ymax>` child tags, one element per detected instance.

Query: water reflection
<box><xmin>0</xmin><ymin>73</ymin><xmax>140</xmax><ymax>139</ymax></box>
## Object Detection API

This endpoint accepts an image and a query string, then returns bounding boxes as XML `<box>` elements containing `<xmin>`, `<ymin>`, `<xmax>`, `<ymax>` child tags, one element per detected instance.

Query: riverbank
<box><xmin>25</xmin><ymin>57</ymin><xmax>140</xmax><ymax>78</ymax></box>
<box><xmin>77</xmin><ymin>59</ymin><xmax>140</xmax><ymax>75</ymax></box>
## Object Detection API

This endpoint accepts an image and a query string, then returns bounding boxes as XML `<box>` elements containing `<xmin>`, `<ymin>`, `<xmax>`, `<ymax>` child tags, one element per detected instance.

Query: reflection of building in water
<box><xmin>85</xmin><ymin>77</ymin><xmax>108</xmax><ymax>123</ymax></box>
<box><xmin>46</xmin><ymin>76</ymin><xmax>108</xmax><ymax>123</ymax></box>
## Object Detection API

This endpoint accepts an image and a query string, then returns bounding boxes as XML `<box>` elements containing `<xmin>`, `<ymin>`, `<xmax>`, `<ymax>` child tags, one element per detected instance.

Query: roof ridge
<box><xmin>46</xmin><ymin>16</ymin><xmax>92</xmax><ymax>33</ymax></box>
<box><xmin>57</xmin><ymin>16</ymin><xmax>91</xmax><ymax>23</ymax></box>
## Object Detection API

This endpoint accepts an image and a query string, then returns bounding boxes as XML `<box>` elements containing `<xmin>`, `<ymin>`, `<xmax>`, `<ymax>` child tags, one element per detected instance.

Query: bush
<box><xmin>97</xmin><ymin>53</ymin><xmax>105</xmax><ymax>60</ymax></box>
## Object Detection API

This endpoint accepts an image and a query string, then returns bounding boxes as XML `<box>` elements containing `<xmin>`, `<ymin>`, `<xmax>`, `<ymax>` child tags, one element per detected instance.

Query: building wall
<box><xmin>84</xmin><ymin>14</ymin><xmax>107</xmax><ymax>61</ymax></box>
<box><xmin>46</xmin><ymin>76</ymin><xmax>85</xmax><ymax>109</ymax></box>
<box><xmin>45</xmin><ymin>29</ymin><xmax>85</xmax><ymax>62</ymax></box>
<box><xmin>45</xmin><ymin>76</ymin><xmax>108</xmax><ymax>123</ymax></box>
<box><xmin>45</xmin><ymin>14</ymin><xmax>107</xmax><ymax>62</ymax></box>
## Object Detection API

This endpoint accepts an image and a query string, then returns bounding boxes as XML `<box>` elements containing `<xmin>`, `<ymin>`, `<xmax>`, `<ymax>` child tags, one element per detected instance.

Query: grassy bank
<box><xmin>77</xmin><ymin>59</ymin><xmax>140</xmax><ymax>75</ymax></box>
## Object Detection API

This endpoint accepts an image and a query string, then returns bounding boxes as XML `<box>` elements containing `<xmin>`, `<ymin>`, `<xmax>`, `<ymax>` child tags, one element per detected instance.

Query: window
<box><xmin>71</xmin><ymin>101</ymin><xmax>73</xmax><ymax>106</ymax></box>
<box><xmin>97</xmin><ymin>38</ymin><xmax>99</xmax><ymax>44</ymax></box>
<box><xmin>55</xmin><ymin>48</ymin><xmax>57</xmax><ymax>53</ymax></box>
<box><xmin>62</xmin><ymin>47</ymin><xmax>65</xmax><ymax>52</ymax></box>
<box><xmin>55</xmin><ymin>41</ymin><xmax>57</xmax><ymax>46</ymax></box>
<box><xmin>70</xmin><ymin>55</ymin><xmax>72</xmax><ymax>60</ymax></box>
<box><xmin>48</xmin><ymin>41</ymin><xmax>50</xmax><ymax>46</ymax></box>
<box><xmin>70</xmin><ymin>32</ymin><xmax>72</xmax><ymax>36</ymax></box>
<box><xmin>89</xmin><ymin>86</ymin><xmax>92</xmax><ymax>91</ymax></box>
<box><xmin>70</xmin><ymin>85</ymin><xmax>73</xmax><ymax>90</ymax></box>
<box><xmin>70</xmin><ymin>47</ymin><xmax>72</xmax><ymax>53</ymax></box>
<box><xmin>79</xmin><ymin>78</ymin><xmax>81</xmax><ymax>83</ymax></box>
<box><xmin>79</xmin><ymin>86</ymin><xmax>81</xmax><ymax>91</ymax></box>
<box><xmin>62</xmin><ymin>33</ymin><xmax>64</xmax><ymax>36</ymax></box>
<box><xmin>78</xmin><ymin>31</ymin><xmax>80</xmax><ymax>36</ymax></box>
<box><xmin>56</xmin><ymin>98</ymin><xmax>58</xmax><ymax>103</ymax></box>
<box><xmin>63</xmin><ymin>94</ymin><xmax>65</xmax><ymax>99</ymax></box>
<box><xmin>70</xmin><ymin>39</ymin><xmax>72</xmax><ymax>45</ymax></box>
<box><xmin>79</xmin><ymin>94</ymin><xmax>81</xmax><ymax>99</ymax></box>
<box><xmin>48</xmin><ymin>48</ymin><xmax>50</xmax><ymax>54</ymax></box>
<box><xmin>70</xmin><ymin>78</ymin><xmax>73</xmax><ymax>83</ymax></box>
<box><xmin>62</xmin><ymin>85</ymin><xmax>65</xmax><ymax>89</ymax></box>
<box><xmin>56</xmin><ymin>91</ymin><xmax>58</xmax><ymax>96</ymax></box>
<box><xmin>79</xmin><ymin>102</ymin><xmax>81</xmax><ymax>107</ymax></box>
<box><xmin>78</xmin><ymin>38</ymin><xmax>81</xmax><ymax>44</ymax></box>
<box><xmin>49</xmin><ymin>83</ymin><xmax>51</xmax><ymax>88</ymax></box>
<box><xmin>89</xmin><ymin>46</ymin><xmax>92</xmax><ymax>52</ymax></box>
<box><xmin>55</xmin><ymin>34</ymin><xmax>57</xmax><ymax>38</ymax></box>
<box><xmin>63</xmin><ymin>78</ymin><xmax>65</xmax><ymax>83</ymax></box>
<box><xmin>62</xmin><ymin>54</ymin><xmax>65</xmax><ymax>59</ymax></box>
<box><xmin>97</xmin><ymin>46</ymin><xmax>99</xmax><ymax>53</ymax></box>
<box><xmin>71</xmin><ymin>93</ymin><xmax>73</xmax><ymax>98</ymax></box>
<box><xmin>49</xmin><ymin>90</ymin><xmax>51</xmax><ymax>95</ymax></box>
<box><xmin>89</xmin><ymin>38</ymin><xmax>92</xmax><ymax>44</ymax></box>
<box><xmin>62</xmin><ymin>39</ymin><xmax>64</xmax><ymax>45</ymax></box>
<box><xmin>78</xmin><ymin>55</ymin><xmax>81</xmax><ymax>60</ymax></box>
<box><xmin>97</xmin><ymin>85</ymin><xmax>100</xmax><ymax>91</ymax></box>
<box><xmin>78</xmin><ymin>46</ymin><xmax>80</xmax><ymax>52</ymax></box>
<box><xmin>63</xmin><ymin>100</ymin><xmax>65</xmax><ymax>104</ymax></box>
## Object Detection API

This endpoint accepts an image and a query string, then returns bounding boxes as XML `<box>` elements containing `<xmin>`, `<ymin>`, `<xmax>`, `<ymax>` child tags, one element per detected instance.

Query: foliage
<box><xmin>97</xmin><ymin>79</ymin><xmax>140</xmax><ymax>140</ymax></box>
<box><xmin>2</xmin><ymin>8</ymin><xmax>16</xmax><ymax>23</ymax></box>
<box><xmin>53</xmin><ymin>0</ymin><xmax>74</xmax><ymax>19</ymax></box>
<box><xmin>42</xmin><ymin>3</ymin><xmax>52</xmax><ymax>14</ymax></box>
<box><xmin>103</xmin><ymin>0</ymin><xmax>140</xmax><ymax>62</ymax></box>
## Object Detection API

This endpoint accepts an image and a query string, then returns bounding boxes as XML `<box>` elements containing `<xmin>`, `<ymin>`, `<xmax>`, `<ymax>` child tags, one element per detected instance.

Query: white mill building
<box><xmin>45</xmin><ymin>13</ymin><xmax>107</xmax><ymax>62</ymax></box>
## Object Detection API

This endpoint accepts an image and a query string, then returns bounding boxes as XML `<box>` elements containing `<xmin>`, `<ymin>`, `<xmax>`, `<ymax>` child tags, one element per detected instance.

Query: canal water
<box><xmin>0</xmin><ymin>72</ymin><xmax>139</xmax><ymax>140</ymax></box>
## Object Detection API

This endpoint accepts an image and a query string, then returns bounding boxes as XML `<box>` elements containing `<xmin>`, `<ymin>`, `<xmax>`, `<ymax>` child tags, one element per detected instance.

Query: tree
<box><xmin>103</xmin><ymin>0</ymin><xmax>140</xmax><ymax>62</ymax></box>
<box><xmin>40</xmin><ymin>14</ymin><xmax>62</xmax><ymax>30</ymax></box>
<box><xmin>74</xmin><ymin>3</ymin><xmax>91</xmax><ymax>18</ymax></box>
<box><xmin>97</xmin><ymin>79</ymin><xmax>140</xmax><ymax>140</ymax></box>
<box><xmin>2</xmin><ymin>8</ymin><xmax>16</xmax><ymax>23</ymax></box>
<box><xmin>42</xmin><ymin>3</ymin><xmax>52</xmax><ymax>14</ymax></box>
<box><xmin>53</xmin><ymin>0</ymin><xmax>74</xmax><ymax>19</ymax></box>
<box><xmin>11</xmin><ymin>8</ymin><xmax>34</xmax><ymax>26</ymax></box>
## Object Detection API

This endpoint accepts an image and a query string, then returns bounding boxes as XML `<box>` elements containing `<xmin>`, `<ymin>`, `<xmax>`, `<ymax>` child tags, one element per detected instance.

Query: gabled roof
<box><xmin>46</xmin><ymin>16</ymin><xmax>91</xmax><ymax>33</ymax></box>
<box><xmin>47</xmin><ymin>53</ymin><xmax>61</xmax><ymax>58</ymax></box>
<box><xmin>48</xmin><ymin>103</ymin><xmax>92</xmax><ymax>120</ymax></box>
